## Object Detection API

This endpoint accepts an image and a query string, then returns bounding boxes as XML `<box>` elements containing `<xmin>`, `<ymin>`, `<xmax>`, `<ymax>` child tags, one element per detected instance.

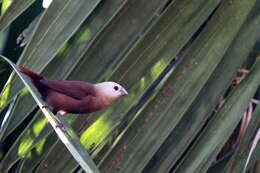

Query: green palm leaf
<box><xmin>0</xmin><ymin>0</ymin><xmax>259</xmax><ymax>173</ymax></box>
<box><xmin>0</xmin><ymin>55</ymin><xmax>99</xmax><ymax>173</ymax></box>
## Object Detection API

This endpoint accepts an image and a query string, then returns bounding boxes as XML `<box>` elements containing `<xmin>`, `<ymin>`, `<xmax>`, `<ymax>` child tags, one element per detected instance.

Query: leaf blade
<box><xmin>1</xmin><ymin>0</ymin><xmax>102</xmax><ymax>107</ymax></box>
<box><xmin>0</xmin><ymin>55</ymin><xmax>100</xmax><ymax>173</ymax></box>
<box><xmin>0</xmin><ymin>0</ymin><xmax>36</xmax><ymax>31</ymax></box>
<box><xmin>143</xmin><ymin>6</ymin><xmax>260</xmax><ymax>172</ymax></box>
<box><xmin>98</xmin><ymin>0</ymin><xmax>256</xmax><ymax>171</ymax></box>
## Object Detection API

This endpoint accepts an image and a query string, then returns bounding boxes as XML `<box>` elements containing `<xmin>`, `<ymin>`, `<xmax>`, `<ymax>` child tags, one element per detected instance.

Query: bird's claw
<box><xmin>42</xmin><ymin>105</ymin><xmax>49</xmax><ymax>109</ymax></box>
<box><xmin>55</xmin><ymin>122</ymin><xmax>66</xmax><ymax>132</ymax></box>
<box><xmin>54</xmin><ymin>114</ymin><xmax>68</xmax><ymax>132</ymax></box>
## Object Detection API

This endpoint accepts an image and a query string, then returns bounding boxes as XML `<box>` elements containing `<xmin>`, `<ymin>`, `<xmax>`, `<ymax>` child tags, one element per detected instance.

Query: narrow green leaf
<box><xmin>247</xmin><ymin>143</ymin><xmax>260</xmax><ymax>170</ymax></box>
<box><xmin>98</xmin><ymin>0</ymin><xmax>256</xmax><ymax>171</ymax></box>
<box><xmin>224</xmin><ymin>103</ymin><xmax>260</xmax><ymax>173</ymax></box>
<box><xmin>0</xmin><ymin>95</ymin><xmax>17</xmax><ymax>141</ymax></box>
<box><xmin>36</xmin><ymin>0</ymin><xmax>222</xmax><ymax>172</ymax></box>
<box><xmin>0</xmin><ymin>73</ymin><xmax>11</xmax><ymax>109</ymax></box>
<box><xmin>207</xmin><ymin>154</ymin><xmax>233</xmax><ymax>173</ymax></box>
<box><xmin>1</xmin><ymin>0</ymin><xmax>102</xmax><ymax>107</ymax></box>
<box><xmin>0</xmin><ymin>0</ymin><xmax>128</xmax><ymax>170</ymax></box>
<box><xmin>0</xmin><ymin>55</ymin><xmax>100</xmax><ymax>173</ymax></box>
<box><xmin>0</xmin><ymin>57</ymin><xmax>12</xmax><ymax>109</ymax></box>
<box><xmin>86</xmin><ymin>0</ymin><xmax>221</xmax><ymax>158</ymax></box>
<box><xmin>144</xmin><ymin>6</ymin><xmax>260</xmax><ymax>172</ymax></box>
<box><xmin>0</xmin><ymin>111</ymin><xmax>54</xmax><ymax>172</ymax></box>
<box><xmin>0</xmin><ymin>0</ymin><xmax>126</xmax><ymax>141</ymax></box>
<box><xmin>0</xmin><ymin>50</ymin><xmax>9</xmax><ymax>72</ymax></box>
<box><xmin>67</xmin><ymin>0</ymin><xmax>170</xmax><ymax>82</ymax></box>
<box><xmin>19</xmin><ymin>133</ymin><xmax>58</xmax><ymax>173</ymax></box>
<box><xmin>175</xmin><ymin>59</ymin><xmax>260</xmax><ymax>173</ymax></box>
<box><xmin>17</xmin><ymin>12</ymin><xmax>43</xmax><ymax>47</ymax></box>
<box><xmin>18</xmin><ymin>0</ymin><xmax>102</xmax><ymax>70</ymax></box>
<box><xmin>0</xmin><ymin>91</ymin><xmax>34</xmax><ymax>141</ymax></box>
<box><xmin>0</xmin><ymin>0</ymin><xmax>36</xmax><ymax>31</ymax></box>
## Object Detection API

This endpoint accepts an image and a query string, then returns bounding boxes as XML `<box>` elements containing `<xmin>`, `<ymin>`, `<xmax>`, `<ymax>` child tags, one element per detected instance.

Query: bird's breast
<box><xmin>45</xmin><ymin>91</ymin><xmax>113</xmax><ymax>114</ymax></box>
<box><xmin>83</xmin><ymin>97</ymin><xmax>111</xmax><ymax>113</ymax></box>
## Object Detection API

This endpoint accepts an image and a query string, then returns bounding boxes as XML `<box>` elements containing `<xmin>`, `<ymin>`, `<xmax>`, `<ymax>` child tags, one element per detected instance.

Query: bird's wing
<box><xmin>40</xmin><ymin>79</ymin><xmax>96</xmax><ymax>100</ymax></box>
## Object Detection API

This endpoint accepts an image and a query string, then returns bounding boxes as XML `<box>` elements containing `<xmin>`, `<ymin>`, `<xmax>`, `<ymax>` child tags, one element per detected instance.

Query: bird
<box><xmin>18</xmin><ymin>66</ymin><xmax>128</xmax><ymax>116</ymax></box>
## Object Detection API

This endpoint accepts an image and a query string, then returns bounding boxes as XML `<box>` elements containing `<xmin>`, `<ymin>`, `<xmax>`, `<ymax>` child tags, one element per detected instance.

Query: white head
<box><xmin>94</xmin><ymin>81</ymin><xmax>128</xmax><ymax>101</ymax></box>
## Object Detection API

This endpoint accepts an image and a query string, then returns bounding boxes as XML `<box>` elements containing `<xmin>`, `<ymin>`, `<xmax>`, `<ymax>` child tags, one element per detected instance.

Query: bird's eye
<box><xmin>114</xmin><ymin>86</ymin><xmax>119</xmax><ymax>91</ymax></box>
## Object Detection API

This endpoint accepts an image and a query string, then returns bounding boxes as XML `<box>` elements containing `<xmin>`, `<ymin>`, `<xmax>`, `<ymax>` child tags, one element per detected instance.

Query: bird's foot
<box><xmin>41</xmin><ymin>105</ymin><xmax>49</xmax><ymax>109</ymax></box>
<box><xmin>55</xmin><ymin>122</ymin><xmax>66</xmax><ymax>132</ymax></box>
<box><xmin>54</xmin><ymin>112</ymin><xmax>68</xmax><ymax>132</ymax></box>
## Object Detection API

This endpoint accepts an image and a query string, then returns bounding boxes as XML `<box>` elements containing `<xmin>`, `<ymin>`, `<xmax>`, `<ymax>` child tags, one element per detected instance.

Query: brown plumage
<box><xmin>19</xmin><ymin>66</ymin><xmax>128</xmax><ymax>115</ymax></box>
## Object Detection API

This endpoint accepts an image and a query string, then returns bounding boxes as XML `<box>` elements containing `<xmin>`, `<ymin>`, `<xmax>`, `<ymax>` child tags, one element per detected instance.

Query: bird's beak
<box><xmin>120</xmin><ymin>87</ymin><xmax>128</xmax><ymax>95</ymax></box>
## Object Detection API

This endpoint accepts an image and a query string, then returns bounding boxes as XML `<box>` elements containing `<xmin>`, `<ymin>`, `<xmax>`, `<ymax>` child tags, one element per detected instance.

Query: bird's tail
<box><xmin>19</xmin><ymin>66</ymin><xmax>43</xmax><ymax>81</ymax></box>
